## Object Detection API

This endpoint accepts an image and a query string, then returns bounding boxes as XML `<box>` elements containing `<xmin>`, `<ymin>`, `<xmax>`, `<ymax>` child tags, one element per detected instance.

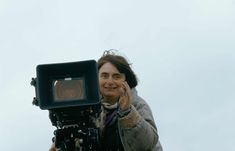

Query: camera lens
<box><xmin>53</xmin><ymin>79</ymin><xmax>85</xmax><ymax>101</ymax></box>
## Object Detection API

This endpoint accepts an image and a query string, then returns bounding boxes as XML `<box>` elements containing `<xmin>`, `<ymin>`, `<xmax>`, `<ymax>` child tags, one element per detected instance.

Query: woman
<box><xmin>50</xmin><ymin>50</ymin><xmax>163</xmax><ymax>151</ymax></box>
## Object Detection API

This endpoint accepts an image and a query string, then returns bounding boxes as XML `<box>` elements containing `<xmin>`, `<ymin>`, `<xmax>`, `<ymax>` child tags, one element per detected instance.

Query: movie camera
<box><xmin>31</xmin><ymin>60</ymin><xmax>101</xmax><ymax>151</ymax></box>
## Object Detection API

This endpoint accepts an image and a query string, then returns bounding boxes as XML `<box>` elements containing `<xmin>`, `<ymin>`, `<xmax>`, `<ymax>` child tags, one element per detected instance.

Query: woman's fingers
<box><xmin>119</xmin><ymin>81</ymin><xmax>132</xmax><ymax>110</ymax></box>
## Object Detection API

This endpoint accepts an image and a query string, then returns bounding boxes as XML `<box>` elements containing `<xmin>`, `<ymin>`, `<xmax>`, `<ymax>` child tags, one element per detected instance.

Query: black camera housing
<box><xmin>33</xmin><ymin>60</ymin><xmax>100</xmax><ymax>110</ymax></box>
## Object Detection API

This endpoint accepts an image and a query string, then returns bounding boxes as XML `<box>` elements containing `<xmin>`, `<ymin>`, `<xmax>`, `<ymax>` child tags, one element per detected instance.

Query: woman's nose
<box><xmin>106</xmin><ymin>77</ymin><xmax>114</xmax><ymax>84</ymax></box>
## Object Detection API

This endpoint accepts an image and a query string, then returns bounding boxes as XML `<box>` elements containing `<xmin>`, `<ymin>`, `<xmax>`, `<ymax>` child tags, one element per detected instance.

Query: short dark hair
<box><xmin>97</xmin><ymin>50</ymin><xmax>138</xmax><ymax>88</ymax></box>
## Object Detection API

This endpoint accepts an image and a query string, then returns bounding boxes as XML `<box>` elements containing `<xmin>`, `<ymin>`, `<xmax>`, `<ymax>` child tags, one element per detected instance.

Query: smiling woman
<box><xmin>98</xmin><ymin>62</ymin><xmax>126</xmax><ymax>104</ymax></box>
<box><xmin>97</xmin><ymin>50</ymin><xmax>163</xmax><ymax>151</ymax></box>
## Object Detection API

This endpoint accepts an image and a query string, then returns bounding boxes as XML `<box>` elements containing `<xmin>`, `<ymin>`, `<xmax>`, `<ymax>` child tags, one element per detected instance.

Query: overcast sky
<box><xmin>0</xmin><ymin>0</ymin><xmax>235</xmax><ymax>151</ymax></box>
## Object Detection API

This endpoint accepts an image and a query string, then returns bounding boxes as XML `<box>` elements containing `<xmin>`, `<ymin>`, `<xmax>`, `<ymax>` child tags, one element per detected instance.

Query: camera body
<box><xmin>31</xmin><ymin>60</ymin><xmax>101</xmax><ymax>151</ymax></box>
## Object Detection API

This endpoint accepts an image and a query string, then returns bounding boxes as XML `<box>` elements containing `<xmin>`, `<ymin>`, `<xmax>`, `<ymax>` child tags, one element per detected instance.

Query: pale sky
<box><xmin>0</xmin><ymin>0</ymin><xmax>235</xmax><ymax>151</ymax></box>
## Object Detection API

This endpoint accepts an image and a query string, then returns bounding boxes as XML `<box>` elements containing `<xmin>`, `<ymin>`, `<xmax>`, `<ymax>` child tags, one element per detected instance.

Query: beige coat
<box><xmin>101</xmin><ymin>89</ymin><xmax>163</xmax><ymax>151</ymax></box>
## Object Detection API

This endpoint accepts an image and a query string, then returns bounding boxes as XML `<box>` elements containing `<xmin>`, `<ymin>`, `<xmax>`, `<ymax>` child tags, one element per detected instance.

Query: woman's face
<box><xmin>99</xmin><ymin>62</ymin><xmax>126</xmax><ymax>104</ymax></box>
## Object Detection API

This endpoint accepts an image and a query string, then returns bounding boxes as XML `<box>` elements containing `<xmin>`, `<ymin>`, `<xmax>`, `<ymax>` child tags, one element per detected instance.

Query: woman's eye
<box><xmin>100</xmin><ymin>74</ymin><xmax>108</xmax><ymax>79</ymax></box>
<box><xmin>113</xmin><ymin>75</ymin><xmax>121</xmax><ymax>80</ymax></box>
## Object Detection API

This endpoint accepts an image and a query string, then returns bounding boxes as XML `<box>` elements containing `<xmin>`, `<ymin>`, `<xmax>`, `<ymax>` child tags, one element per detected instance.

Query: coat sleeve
<box><xmin>118</xmin><ymin>97</ymin><xmax>162</xmax><ymax>151</ymax></box>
